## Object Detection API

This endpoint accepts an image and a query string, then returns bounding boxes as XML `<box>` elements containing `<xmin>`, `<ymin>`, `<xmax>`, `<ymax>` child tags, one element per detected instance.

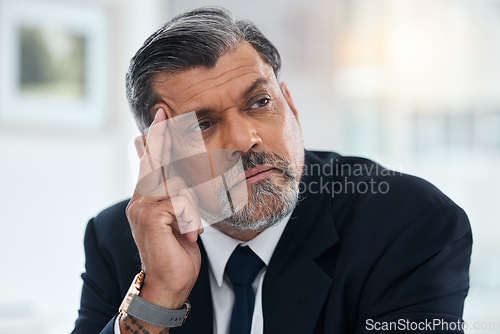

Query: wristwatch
<box><xmin>119</xmin><ymin>271</ymin><xmax>190</xmax><ymax>327</ymax></box>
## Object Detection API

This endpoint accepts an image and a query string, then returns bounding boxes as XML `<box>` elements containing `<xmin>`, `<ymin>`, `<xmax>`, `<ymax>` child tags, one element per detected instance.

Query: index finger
<box><xmin>137</xmin><ymin>108</ymin><xmax>172</xmax><ymax>193</ymax></box>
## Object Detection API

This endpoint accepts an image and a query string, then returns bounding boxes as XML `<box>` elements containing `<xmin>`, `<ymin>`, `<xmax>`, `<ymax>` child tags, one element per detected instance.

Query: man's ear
<box><xmin>280</xmin><ymin>82</ymin><xmax>299</xmax><ymax>120</ymax></box>
<box><xmin>134</xmin><ymin>135</ymin><xmax>147</xmax><ymax>159</ymax></box>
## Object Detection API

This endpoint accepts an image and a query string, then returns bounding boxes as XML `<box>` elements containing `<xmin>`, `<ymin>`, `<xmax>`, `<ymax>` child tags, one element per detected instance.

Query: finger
<box><xmin>168</xmin><ymin>179</ymin><xmax>200</xmax><ymax>208</ymax></box>
<box><xmin>138</xmin><ymin>108</ymin><xmax>172</xmax><ymax>190</ymax></box>
<box><xmin>141</xmin><ymin>108</ymin><xmax>168</xmax><ymax>175</ymax></box>
<box><xmin>185</xmin><ymin>229</ymin><xmax>201</xmax><ymax>243</ymax></box>
<box><xmin>126</xmin><ymin>196</ymin><xmax>174</xmax><ymax>237</ymax></box>
<box><xmin>137</xmin><ymin>123</ymin><xmax>160</xmax><ymax>182</ymax></box>
<box><xmin>148</xmin><ymin>109</ymin><xmax>172</xmax><ymax>175</ymax></box>
<box><xmin>128</xmin><ymin>195</ymin><xmax>202</xmax><ymax>247</ymax></box>
<box><xmin>135</xmin><ymin>168</ymin><xmax>166</xmax><ymax>197</ymax></box>
<box><xmin>151</xmin><ymin>195</ymin><xmax>200</xmax><ymax>244</ymax></box>
<box><xmin>175</xmin><ymin>188</ymin><xmax>203</xmax><ymax>237</ymax></box>
<box><xmin>169</xmin><ymin>196</ymin><xmax>203</xmax><ymax>236</ymax></box>
<box><xmin>140</xmin><ymin>175</ymin><xmax>192</xmax><ymax>200</ymax></box>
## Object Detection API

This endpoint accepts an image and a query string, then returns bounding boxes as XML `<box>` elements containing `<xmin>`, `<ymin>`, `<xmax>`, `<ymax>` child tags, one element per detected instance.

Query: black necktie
<box><xmin>225</xmin><ymin>245</ymin><xmax>265</xmax><ymax>334</ymax></box>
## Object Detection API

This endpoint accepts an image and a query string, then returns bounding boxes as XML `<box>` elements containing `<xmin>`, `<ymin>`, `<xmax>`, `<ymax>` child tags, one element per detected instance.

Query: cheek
<box><xmin>283</xmin><ymin>117</ymin><xmax>304</xmax><ymax>176</ymax></box>
<box><xmin>266</xmin><ymin>108</ymin><xmax>304</xmax><ymax>177</ymax></box>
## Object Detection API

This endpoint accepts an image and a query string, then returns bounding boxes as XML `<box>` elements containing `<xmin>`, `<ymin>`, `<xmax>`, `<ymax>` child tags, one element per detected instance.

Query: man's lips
<box><xmin>244</xmin><ymin>165</ymin><xmax>273</xmax><ymax>178</ymax></box>
<box><xmin>224</xmin><ymin>165</ymin><xmax>276</xmax><ymax>189</ymax></box>
<box><xmin>244</xmin><ymin>165</ymin><xmax>275</xmax><ymax>184</ymax></box>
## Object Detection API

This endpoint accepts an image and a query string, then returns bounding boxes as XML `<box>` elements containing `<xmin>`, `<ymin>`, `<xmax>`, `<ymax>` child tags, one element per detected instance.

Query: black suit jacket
<box><xmin>73</xmin><ymin>151</ymin><xmax>472</xmax><ymax>334</ymax></box>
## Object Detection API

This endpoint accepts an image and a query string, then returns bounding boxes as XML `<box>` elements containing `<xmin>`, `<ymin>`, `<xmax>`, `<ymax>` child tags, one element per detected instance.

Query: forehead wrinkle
<box><xmin>181</xmin><ymin>71</ymin><xmax>261</xmax><ymax>105</ymax></box>
<box><xmin>159</xmin><ymin>71</ymin><xmax>274</xmax><ymax>116</ymax></box>
<box><xmin>177</xmin><ymin>72</ymin><xmax>275</xmax><ymax>114</ymax></box>
<box><xmin>176</xmin><ymin>62</ymin><xmax>260</xmax><ymax>97</ymax></box>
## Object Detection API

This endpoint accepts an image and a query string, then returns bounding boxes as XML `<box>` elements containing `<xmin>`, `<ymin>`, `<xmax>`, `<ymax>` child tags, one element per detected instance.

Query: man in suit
<box><xmin>73</xmin><ymin>7</ymin><xmax>472</xmax><ymax>334</ymax></box>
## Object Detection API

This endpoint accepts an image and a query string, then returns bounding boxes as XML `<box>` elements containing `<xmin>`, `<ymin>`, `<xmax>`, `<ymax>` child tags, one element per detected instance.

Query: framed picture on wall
<box><xmin>0</xmin><ymin>0</ymin><xmax>108</xmax><ymax>129</ymax></box>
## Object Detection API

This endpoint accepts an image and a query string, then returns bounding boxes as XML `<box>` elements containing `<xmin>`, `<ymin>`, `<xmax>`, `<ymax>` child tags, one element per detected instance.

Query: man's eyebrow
<box><xmin>191</xmin><ymin>78</ymin><xmax>273</xmax><ymax>118</ymax></box>
<box><xmin>242</xmin><ymin>77</ymin><xmax>273</xmax><ymax>99</ymax></box>
<box><xmin>194</xmin><ymin>108</ymin><xmax>215</xmax><ymax>119</ymax></box>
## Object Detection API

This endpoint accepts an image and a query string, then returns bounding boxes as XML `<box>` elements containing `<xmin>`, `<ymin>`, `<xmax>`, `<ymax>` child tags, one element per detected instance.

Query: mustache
<box><xmin>240</xmin><ymin>151</ymin><xmax>296</xmax><ymax>181</ymax></box>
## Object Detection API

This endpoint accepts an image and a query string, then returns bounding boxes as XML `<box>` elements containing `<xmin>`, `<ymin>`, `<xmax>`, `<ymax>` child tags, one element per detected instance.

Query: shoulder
<box><xmin>92</xmin><ymin>199</ymin><xmax>130</xmax><ymax>232</ymax></box>
<box><xmin>337</xmin><ymin>155</ymin><xmax>466</xmax><ymax>226</ymax></box>
<box><xmin>85</xmin><ymin>199</ymin><xmax>134</xmax><ymax>252</ymax></box>
<box><xmin>290</xmin><ymin>151</ymin><xmax>471</xmax><ymax>324</ymax></box>
<box><xmin>304</xmin><ymin>151</ymin><xmax>470</xmax><ymax>239</ymax></box>
<box><xmin>83</xmin><ymin>199</ymin><xmax>140</xmax><ymax>292</ymax></box>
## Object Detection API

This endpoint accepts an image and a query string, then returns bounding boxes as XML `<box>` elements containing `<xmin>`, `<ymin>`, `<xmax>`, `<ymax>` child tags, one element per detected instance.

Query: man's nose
<box><xmin>221</xmin><ymin>110</ymin><xmax>262</xmax><ymax>157</ymax></box>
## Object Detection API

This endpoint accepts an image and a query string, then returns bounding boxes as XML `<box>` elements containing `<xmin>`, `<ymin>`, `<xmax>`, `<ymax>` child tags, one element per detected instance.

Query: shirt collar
<box><xmin>200</xmin><ymin>214</ymin><xmax>291</xmax><ymax>287</ymax></box>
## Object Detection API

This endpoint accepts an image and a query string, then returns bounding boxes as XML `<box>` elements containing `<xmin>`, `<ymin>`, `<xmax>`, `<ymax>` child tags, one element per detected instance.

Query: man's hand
<box><xmin>121</xmin><ymin>108</ymin><xmax>203</xmax><ymax>332</ymax></box>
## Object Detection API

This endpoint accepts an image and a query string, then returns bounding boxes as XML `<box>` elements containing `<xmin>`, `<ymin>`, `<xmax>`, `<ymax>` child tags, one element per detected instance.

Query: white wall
<box><xmin>0</xmin><ymin>0</ymin><xmax>166</xmax><ymax>332</ymax></box>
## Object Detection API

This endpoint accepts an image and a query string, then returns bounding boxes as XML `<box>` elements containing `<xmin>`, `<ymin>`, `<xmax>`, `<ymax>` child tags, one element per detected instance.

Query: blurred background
<box><xmin>0</xmin><ymin>0</ymin><xmax>499</xmax><ymax>332</ymax></box>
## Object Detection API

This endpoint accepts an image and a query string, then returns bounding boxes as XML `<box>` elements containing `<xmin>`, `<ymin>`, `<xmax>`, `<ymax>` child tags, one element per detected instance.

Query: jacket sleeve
<box><xmin>101</xmin><ymin>315</ymin><xmax>119</xmax><ymax>334</ymax></box>
<box><xmin>354</xmin><ymin>202</ymin><xmax>472</xmax><ymax>334</ymax></box>
<box><xmin>72</xmin><ymin>218</ymin><xmax>123</xmax><ymax>333</ymax></box>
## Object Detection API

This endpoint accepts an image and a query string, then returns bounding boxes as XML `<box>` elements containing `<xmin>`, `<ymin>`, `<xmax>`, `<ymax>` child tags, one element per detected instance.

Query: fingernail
<box><xmin>154</xmin><ymin>108</ymin><xmax>164</xmax><ymax>120</ymax></box>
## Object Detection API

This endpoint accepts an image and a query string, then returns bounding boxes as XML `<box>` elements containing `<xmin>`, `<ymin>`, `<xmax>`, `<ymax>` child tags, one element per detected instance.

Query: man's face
<box><xmin>150</xmin><ymin>42</ymin><xmax>304</xmax><ymax>231</ymax></box>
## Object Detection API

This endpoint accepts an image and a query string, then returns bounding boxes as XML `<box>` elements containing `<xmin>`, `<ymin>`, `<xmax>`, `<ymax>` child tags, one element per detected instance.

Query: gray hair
<box><xmin>126</xmin><ymin>7</ymin><xmax>282</xmax><ymax>132</ymax></box>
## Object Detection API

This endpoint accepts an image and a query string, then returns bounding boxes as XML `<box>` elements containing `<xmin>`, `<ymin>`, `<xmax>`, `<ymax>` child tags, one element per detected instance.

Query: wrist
<box><xmin>139</xmin><ymin>268</ymin><xmax>195</xmax><ymax>309</ymax></box>
<box><xmin>140</xmin><ymin>279</ymin><xmax>189</xmax><ymax>310</ymax></box>
<box><xmin>119</xmin><ymin>271</ymin><xmax>191</xmax><ymax>328</ymax></box>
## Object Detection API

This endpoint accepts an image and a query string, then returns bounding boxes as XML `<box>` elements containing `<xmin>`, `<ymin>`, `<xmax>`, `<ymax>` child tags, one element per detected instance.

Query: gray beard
<box><xmin>200</xmin><ymin>170</ymin><xmax>299</xmax><ymax>232</ymax></box>
<box><xmin>198</xmin><ymin>150</ymin><xmax>300</xmax><ymax>232</ymax></box>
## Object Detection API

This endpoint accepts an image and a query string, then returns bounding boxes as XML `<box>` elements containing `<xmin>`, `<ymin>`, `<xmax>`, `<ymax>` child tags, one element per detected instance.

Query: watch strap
<box><xmin>126</xmin><ymin>295</ymin><xmax>190</xmax><ymax>327</ymax></box>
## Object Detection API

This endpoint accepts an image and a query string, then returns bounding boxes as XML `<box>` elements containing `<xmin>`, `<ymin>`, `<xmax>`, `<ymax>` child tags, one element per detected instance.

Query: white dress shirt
<box><xmin>115</xmin><ymin>215</ymin><xmax>290</xmax><ymax>334</ymax></box>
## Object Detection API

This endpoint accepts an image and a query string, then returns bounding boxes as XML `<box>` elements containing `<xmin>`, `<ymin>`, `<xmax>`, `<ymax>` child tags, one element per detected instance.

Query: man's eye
<box><xmin>186</xmin><ymin>120</ymin><xmax>211</xmax><ymax>133</ymax></box>
<box><xmin>198</xmin><ymin>120</ymin><xmax>211</xmax><ymax>131</ymax></box>
<box><xmin>249</xmin><ymin>98</ymin><xmax>269</xmax><ymax>109</ymax></box>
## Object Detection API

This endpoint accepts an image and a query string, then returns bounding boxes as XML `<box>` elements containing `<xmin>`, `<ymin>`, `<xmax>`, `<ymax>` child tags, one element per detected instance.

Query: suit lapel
<box><xmin>262</xmin><ymin>151</ymin><xmax>340</xmax><ymax>334</ymax></box>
